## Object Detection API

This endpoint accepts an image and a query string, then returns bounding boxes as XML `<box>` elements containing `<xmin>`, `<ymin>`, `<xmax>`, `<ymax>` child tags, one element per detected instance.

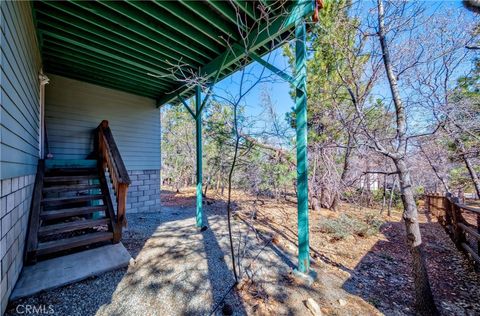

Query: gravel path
<box><xmin>6</xmin><ymin>205</ymin><xmax>247</xmax><ymax>316</ymax></box>
<box><xmin>5</xmin><ymin>192</ymin><xmax>361</xmax><ymax>316</ymax></box>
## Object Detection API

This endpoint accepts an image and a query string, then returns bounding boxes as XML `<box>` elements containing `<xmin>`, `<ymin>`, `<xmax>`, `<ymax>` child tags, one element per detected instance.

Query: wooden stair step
<box><xmin>45</xmin><ymin>168</ymin><xmax>97</xmax><ymax>176</ymax></box>
<box><xmin>44</xmin><ymin>175</ymin><xmax>98</xmax><ymax>182</ymax></box>
<box><xmin>45</xmin><ymin>159</ymin><xmax>97</xmax><ymax>169</ymax></box>
<box><xmin>43</xmin><ymin>184</ymin><xmax>100</xmax><ymax>194</ymax></box>
<box><xmin>39</xmin><ymin>218</ymin><xmax>110</xmax><ymax>237</ymax></box>
<box><xmin>37</xmin><ymin>232</ymin><xmax>113</xmax><ymax>256</ymax></box>
<box><xmin>41</xmin><ymin>206</ymin><xmax>107</xmax><ymax>220</ymax></box>
<box><xmin>42</xmin><ymin>194</ymin><xmax>104</xmax><ymax>206</ymax></box>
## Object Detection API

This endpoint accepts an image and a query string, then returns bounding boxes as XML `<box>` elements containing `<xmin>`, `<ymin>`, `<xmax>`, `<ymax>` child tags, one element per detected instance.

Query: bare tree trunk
<box><xmin>377</xmin><ymin>1</ymin><xmax>438</xmax><ymax>313</ymax></box>
<box><xmin>365</xmin><ymin>159</ymin><xmax>372</xmax><ymax>207</ymax></box>
<box><xmin>381</xmin><ymin>174</ymin><xmax>387</xmax><ymax>213</ymax></box>
<box><xmin>204</xmin><ymin>180</ymin><xmax>209</xmax><ymax>198</ymax></box>
<box><xmin>309</xmin><ymin>150</ymin><xmax>321</xmax><ymax>211</ymax></box>
<box><xmin>395</xmin><ymin>158</ymin><xmax>438</xmax><ymax>315</ymax></box>
<box><xmin>462</xmin><ymin>154</ymin><xmax>480</xmax><ymax>198</ymax></box>
<box><xmin>216</xmin><ymin>170</ymin><xmax>222</xmax><ymax>192</ymax></box>
<box><xmin>309</xmin><ymin>181</ymin><xmax>321</xmax><ymax>211</ymax></box>
<box><xmin>331</xmin><ymin>133</ymin><xmax>354</xmax><ymax>211</ymax></box>
<box><xmin>388</xmin><ymin>177</ymin><xmax>396</xmax><ymax>216</ymax></box>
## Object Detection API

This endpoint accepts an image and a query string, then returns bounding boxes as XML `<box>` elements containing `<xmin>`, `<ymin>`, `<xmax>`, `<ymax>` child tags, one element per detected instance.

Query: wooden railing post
<box><xmin>477</xmin><ymin>212</ymin><xmax>480</xmax><ymax>259</ymax></box>
<box><xmin>432</xmin><ymin>193</ymin><xmax>437</xmax><ymax>217</ymax></box>
<box><xmin>438</xmin><ymin>194</ymin><xmax>445</xmax><ymax>224</ymax></box>
<box><xmin>97</xmin><ymin>155</ymin><xmax>119</xmax><ymax>243</ymax></box>
<box><xmin>99</xmin><ymin>120</ymin><xmax>108</xmax><ymax>170</ymax></box>
<box><xmin>96</xmin><ymin>120</ymin><xmax>131</xmax><ymax>244</ymax></box>
<box><xmin>425</xmin><ymin>194</ymin><xmax>430</xmax><ymax>214</ymax></box>
<box><xmin>450</xmin><ymin>197</ymin><xmax>466</xmax><ymax>248</ymax></box>
<box><xmin>444</xmin><ymin>193</ymin><xmax>453</xmax><ymax>231</ymax></box>
<box><xmin>430</xmin><ymin>193</ymin><xmax>480</xmax><ymax>266</ymax></box>
<box><xmin>430</xmin><ymin>193</ymin><xmax>436</xmax><ymax>216</ymax></box>
<box><xmin>436</xmin><ymin>193</ymin><xmax>441</xmax><ymax>217</ymax></box>
<box><xmin>114</xmin><ymin>183</ymin><xmax>128</xmax><ymax>242</ymax></box>
<box><xmin>25</xmin><ymin>160</ymin><xmax>45</xmax><ymax>264</ymax></box>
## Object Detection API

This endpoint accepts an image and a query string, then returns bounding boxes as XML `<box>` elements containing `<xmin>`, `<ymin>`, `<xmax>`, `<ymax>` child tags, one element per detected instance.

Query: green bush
<box><xmin>371</xmin><ymin>188</ymin><xmax>403</xmax><ymax>209</ymax></box>
<box><xmin>319</xmin><ymin>212</ymin><xmax>384</xmax><ymax>241</ymax></box>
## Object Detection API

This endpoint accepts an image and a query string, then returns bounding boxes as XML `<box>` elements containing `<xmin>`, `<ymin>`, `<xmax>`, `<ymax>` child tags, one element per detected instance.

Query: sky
<box><xmin>210</xmin><ymin>0</ymin><xmax>476</xmax><ymax>136</ymax></box>
<box><xmin>214</xmin><ymin>47</ymin><xmax>295</xmax><ymax>125</ymax></box>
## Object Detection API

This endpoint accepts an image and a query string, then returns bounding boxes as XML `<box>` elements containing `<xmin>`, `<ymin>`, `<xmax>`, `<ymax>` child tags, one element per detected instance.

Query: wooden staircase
<box><xmin>25</xmin><ymin>121</ymin><xmax>131</xmax><ymax>264</ymax></box>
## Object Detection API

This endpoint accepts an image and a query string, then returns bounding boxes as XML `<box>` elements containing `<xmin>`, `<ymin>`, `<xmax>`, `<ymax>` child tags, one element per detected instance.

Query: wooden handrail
<box><xmin>25</xmin><ymin>159</ymin><xmax>45</xmax><ymax>264</ymax></box>
<box><xmin>97</xmin><ymin>120</ymin><xmax>130</xmax><ymax>242</ymax></box>
<box><xmin>458</xmin><ymin>223</ymin><xmax>480</xmax><ymax>241</ymax></box>
<box><xmin>457</xmin><ymin>203</ymin><xmax>480</xmax><ymax>215</ymax></box>
<box><xmin>98</xmin><ymin>120</ymin><xmax>131</xmax><ymax>185</ymax></box>
<box><xmin>425</xmin><ymin>193</ymin><xmax>480</xmax><ymax>265</ymax></box>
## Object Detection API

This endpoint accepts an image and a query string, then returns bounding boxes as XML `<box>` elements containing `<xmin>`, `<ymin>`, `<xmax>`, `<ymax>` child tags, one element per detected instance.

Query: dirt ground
<box><xmin>161</xmin><ymin>187</ymin><xmax>480</xmax><ymax>315</ymax></box>
<box><xmin>6</xmin><ymin>188</ymin><xmax>480</xmax><ymax>316</ymax></box>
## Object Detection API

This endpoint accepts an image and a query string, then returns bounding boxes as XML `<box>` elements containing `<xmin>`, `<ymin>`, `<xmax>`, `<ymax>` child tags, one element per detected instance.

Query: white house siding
<box><xmin>0</xmin><ymin>1</ymin><xmax>41</xmax><ymax>314</ymax></box>
<box><xmin>44</xmin><ymin>74</ymin><xmax>161</xmax><ymax>214</ymax></box>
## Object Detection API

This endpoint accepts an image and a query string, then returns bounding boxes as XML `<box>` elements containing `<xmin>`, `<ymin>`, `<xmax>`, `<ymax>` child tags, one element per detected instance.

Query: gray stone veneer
<box><xmin>126</xmin><ymin>170</ymin><xmax>161</xmax><ymax>213</ymax></box>
<box><xmin>1</xmin><ymin>175</ymin><xmax>35</xmax><ymax>314</ymax></box>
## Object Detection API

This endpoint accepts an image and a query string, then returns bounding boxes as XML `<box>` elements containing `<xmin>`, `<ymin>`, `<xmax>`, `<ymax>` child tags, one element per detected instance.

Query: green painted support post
<box><xmin>195</xmin><ymin>85</ymin><xmax>203</xmax><ymax>227</ymax></box>
<box><xmin>295</xmin><ymin>19</ymin><xmax>309</xmax><ymax>273</ymax></box>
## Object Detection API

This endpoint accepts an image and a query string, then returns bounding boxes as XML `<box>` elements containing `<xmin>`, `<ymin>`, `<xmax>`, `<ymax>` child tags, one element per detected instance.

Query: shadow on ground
<box><xmin>9</xmin><ymin>189</ymin><xmax>479</xmax><ymax>316</ymax></box>
<box><xmin>6</xmin><ymin>190</ymin><xmax>249</xmax><ymax>315</ymax></box>
<box><xmin>243</xmin><ymin>199</ymin><xmax>480</xmax><ymax>315</ymax></box>
<box><xmin>342</xmin><ymin>215</ymin><xmax>480</xmax><ymax>316</ymax></box>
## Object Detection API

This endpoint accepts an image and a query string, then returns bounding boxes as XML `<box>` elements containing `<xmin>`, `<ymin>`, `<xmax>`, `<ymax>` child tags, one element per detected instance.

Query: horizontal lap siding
<box><xmin>0</xmin><ymin>1</ymin><xmax>41</xmax><ymax>180</ymax></box>
<box><xmin>45</xmin><ymin>74</ymin><xmax>160</xmax><ymax>170</ymax></box>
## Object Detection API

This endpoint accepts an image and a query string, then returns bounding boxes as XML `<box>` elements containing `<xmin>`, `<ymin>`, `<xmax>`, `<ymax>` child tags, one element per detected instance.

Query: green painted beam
<box><xmin>36</xmin><ymin>18</ymin><xmax>175</xmax><ymax>82</ymax></box>
<box><xmin>43</xmin><ymin>55</ymin><xmax>163</xmax><ymax>91</ymax></box>
<box><xmin>46</xmin><ymin>68</ymin><xmax>156</xmax><ymax>98</ymax></box>
<box><xmin>35</xmin><ymin>8</ymin><xmax>187</xmax><ymax>79</ymax></box>
<box><xmin>250</xmin><ymin>52</ymin><xmax>295</xmax><ymax>84</ymax></box>
<box><xmin>156</xmin><ymin>0</ymin><xmax>315</xmax><ymax>106</ymax></box>
<box><xmin>45</xmin><ymin>64</ymin><xmax>158</xmax><ymax>96</ymax></box>
<box><xmin>295</xmin><ymin>19</ymin><xmax>309</xmax><ymax>273</ymax></box>
<box><xmin>177</xmin><ymin>95</ymin><xmax>196</xmax><ymax>119</ymax></box>
<box><xmin>198</xmin><ymin>51</ymin><xmax>229</xmax><ymax>113</ymax></box>
<box><xmin>42</xmin><ymin>1</ymin><xmax>203</xmax><ymax>66</ymax></box>
<box><xmin>44</xmin><ymin>63</ymin><xmax>159</xmax><ymax>94</ymax></box>
<box><xmin>30</xmin><ymin>1</ymin><xmax>44</xmax><ymax>58</ymax></box>
<box><xmin>33</xmin><ymin>1</ymin><xmax>314</xmax><ymax>102</ymax></box>
<box><xmin>236</xmin><ymin>1</ymin><xmax>257</xmax><ymax>20</ymax></box>
<box><xmin>97</xmin><ymin>1</ymin><xmax>216</xmax><ymax>59</ymax></box>
<box><xmin>43</xmin><ymin>54</ymin><xmax>161</xmax><ymax>93</ymax></box>
<box><xmin>178</xmin><ymin>1</ymin><xmax>240</xmax><ymax>40</ymax></box>
<box><xmin>195</xmin><ymin>85</ymin><xmax>203</xmax><ymax>228</ymax></box>
<box><xmin>207</xmin><ymin>1</ymin><xmax>239</xmax><ymax>25</ymax></box>
<box><xmin>38</xmin><ymin>24</ymin><xmax>171</xmax><ymax>77</ymax></box>
<box><xmin>40</xmin><ymin>30</ymin><xmax>168</xmax><ymax>77</ymax></box>
<box><xmin>43</xmin><ymin>50</ymin><xmax>169</xmax><ymax>90</ymax></box>
<box><xmin>70</xmin><ymin>0</ymin><xmax>210</xmax><ymax>61</ymax></box>
<box><xmin>43</xmin><ymin>41</ymin><xmax>171</xmax><ymax>90</ymax></box>
<box><xmin>126</xmin><ymin>1</ymin><xmax>223</xmax><ymax>52</ymax></box>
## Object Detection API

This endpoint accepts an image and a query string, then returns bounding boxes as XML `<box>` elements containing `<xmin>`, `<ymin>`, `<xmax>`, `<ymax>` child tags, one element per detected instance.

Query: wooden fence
<box><xmin>425</xmin><ymin>193</ymin><xmax>480</xmax><ymax>266</ymax></box>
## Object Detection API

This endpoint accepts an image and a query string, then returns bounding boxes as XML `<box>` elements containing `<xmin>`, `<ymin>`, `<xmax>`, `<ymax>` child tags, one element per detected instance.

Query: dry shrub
<box><xmin>319</xmin><ymin>212</ymin><xmax>383</xmax><ymax>241</ymax></box>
